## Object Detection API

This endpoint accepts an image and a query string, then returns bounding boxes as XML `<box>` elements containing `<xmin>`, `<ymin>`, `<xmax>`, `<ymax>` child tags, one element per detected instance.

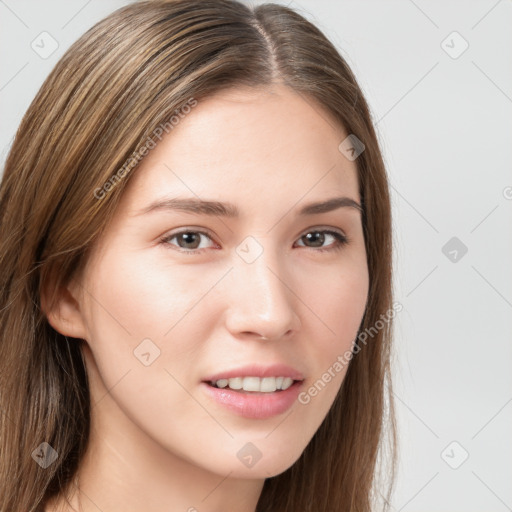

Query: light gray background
<box><xmin>1</xmin><ymin>1</ymin><xmax>511</xmax><ymax>511</ymax></box>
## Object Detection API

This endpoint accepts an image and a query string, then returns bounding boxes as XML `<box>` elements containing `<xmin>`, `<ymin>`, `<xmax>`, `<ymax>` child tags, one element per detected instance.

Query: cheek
<box><xmin>79</xmin><ymin>247</ymin><xmax>232</xmax><ymax>419</ymax></box>
<box><xmin>300</xmin><ymin>255</ymin><xmax>369</xmax><ymax>343</ymax></box>
<box><xmin>79</xmin><ymin>251</ymin><xmax>214</xmax><ymax>451</ymax></box>
<box><xmin>84</xmin><ymin>247</ymin><xmax>217</xmax><ymax>346</ymax></box>
<box><xmin>296</xmin><ymin>257</ymin><xmax>368</xmax><ymax>401</ymax></box>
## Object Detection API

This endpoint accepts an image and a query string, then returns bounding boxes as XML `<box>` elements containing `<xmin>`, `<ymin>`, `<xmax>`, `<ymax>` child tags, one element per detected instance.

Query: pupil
<box><xmin>305</xmin><ymin>232</ymin><xmax>324</xmax><ymax>247</ymax></box>
<box><xmin>180</xmin><ymin>232</ymin><xmax>199</xmax><ymax>249</ymax></box>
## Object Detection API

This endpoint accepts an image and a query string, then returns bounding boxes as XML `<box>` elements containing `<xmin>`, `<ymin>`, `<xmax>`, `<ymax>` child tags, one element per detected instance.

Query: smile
<box><xmin>209</xmin><ymin>376</ymin><xmax>296</xmax><ymax>392</ymax></box>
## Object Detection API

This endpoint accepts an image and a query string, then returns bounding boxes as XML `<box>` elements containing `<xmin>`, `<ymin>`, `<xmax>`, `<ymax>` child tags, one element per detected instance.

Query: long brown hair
<box><xmin>0</xmin><ymin>1</ymin><xmax>397</xmax><ymax>510</ymax></box>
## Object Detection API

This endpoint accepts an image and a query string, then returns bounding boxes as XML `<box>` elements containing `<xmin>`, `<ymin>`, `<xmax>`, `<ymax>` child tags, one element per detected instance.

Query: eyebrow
<box><xmin>136</xmin><ymin>196</ymin><xmax>363</xmax><ymax>217</ymax></box>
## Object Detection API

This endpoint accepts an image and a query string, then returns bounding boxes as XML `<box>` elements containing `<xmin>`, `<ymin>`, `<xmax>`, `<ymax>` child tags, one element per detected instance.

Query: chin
<box><xmin>234</xmin><ymin>448</ymin><xmax>304</xmax><ymax>479</ymax></box>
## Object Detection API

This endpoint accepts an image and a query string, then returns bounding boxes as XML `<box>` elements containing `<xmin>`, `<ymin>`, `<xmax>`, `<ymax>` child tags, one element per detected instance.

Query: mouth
<box><xmin>205</xmin><ymin>376</ymin><xmax>302</xmax><ymax>393</ymax></box>
<box><xmin>200</xmin><ymin>364</ymin><xmax>305</xmax><ymax>418</ymax></box>
<box><xmin>200</xmin><ymin>372</ymin><xmax>305</xmax><ymax>419</ymax></box>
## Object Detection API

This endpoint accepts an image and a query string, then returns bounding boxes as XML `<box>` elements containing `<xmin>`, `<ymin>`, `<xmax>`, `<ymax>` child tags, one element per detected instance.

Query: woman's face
<box><xmin>68</xmin><ymin>84</ymin><xmax>369</xmax><ymax>478</ymax></box>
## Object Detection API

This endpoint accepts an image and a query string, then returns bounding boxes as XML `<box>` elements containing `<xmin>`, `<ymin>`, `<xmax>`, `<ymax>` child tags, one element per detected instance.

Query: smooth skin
<box><xmin>45</xmin><ymin>84</ymin><xmax>369</xmax><ymax>512</ymax></box>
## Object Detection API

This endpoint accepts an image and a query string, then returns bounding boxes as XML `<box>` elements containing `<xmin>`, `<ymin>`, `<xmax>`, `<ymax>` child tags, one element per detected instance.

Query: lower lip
<box><xmin>200</xmin><ymin>381</ymin><xmax>303</xmax><ymax>419</ymax></box>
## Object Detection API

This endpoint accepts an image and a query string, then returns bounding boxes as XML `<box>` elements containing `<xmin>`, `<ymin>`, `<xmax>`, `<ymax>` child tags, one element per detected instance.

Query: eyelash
<box><xmin>159</xmin><ymin>228</ymin><xmax>349</xmax><ymax>256</ymax></box>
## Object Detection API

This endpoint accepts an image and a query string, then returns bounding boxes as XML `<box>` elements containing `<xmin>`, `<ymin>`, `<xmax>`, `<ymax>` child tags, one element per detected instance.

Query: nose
<box><xmin>224</xmin><ymin>250</ymin><xmax>301</xmax><ymax>342</ymax></box>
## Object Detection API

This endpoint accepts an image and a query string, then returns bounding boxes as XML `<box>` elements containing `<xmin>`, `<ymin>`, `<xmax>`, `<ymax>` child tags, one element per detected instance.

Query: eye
<box><xmin>160</xmin><ymin>227</ymin><xmax>349</xmax><ymax>255</ymax></box>
<box><xmin>295</xmin><ymin>229</ymin><xmax>349</xmax><ymax>253</ymax></box>
<box><xmin>160</xmin><ymin>229</ymin><xmax>217</xmax><ymax>255</ymax></box>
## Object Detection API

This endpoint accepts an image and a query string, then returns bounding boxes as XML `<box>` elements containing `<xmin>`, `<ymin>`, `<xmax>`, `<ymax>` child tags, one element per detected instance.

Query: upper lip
<box><xmin>202</xmin><ymin>364</ymin><xmax>305</xmax><ymax>383</ymax></box>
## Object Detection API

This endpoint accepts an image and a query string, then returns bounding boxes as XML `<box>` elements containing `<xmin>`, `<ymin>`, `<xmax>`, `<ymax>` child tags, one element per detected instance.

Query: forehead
<box><xmin>122</xmin><ymin>84</ymin><xmax>360</xmax><ymax>210</ymax></box>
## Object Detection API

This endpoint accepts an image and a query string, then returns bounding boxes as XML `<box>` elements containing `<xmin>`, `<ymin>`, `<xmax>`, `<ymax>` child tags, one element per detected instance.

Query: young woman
<box><xmin>0</xmin><ymin>1</ymin><xmax>397</xmax><ymax>510</ymax></box>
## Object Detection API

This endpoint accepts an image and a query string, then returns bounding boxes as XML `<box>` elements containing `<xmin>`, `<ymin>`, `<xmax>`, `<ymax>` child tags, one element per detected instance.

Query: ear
<box><xmin>41</xmin><ymin>276</ymin><xmax>89</xmax><ymax>340</ymax></box>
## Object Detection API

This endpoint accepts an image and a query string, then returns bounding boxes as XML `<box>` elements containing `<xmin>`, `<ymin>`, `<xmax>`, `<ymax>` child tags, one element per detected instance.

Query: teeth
<box><xmin>260</xmin><ymin>377</ymin><xmax>277</xmax><ymax>392</ymax></box>
<box><xmin>216</xmin><ymin>379</ymin><xmax>229</xmax><ymax>388</ymax></box>
<box><xmin>211</xmin><ymin>376</ymin><xmax>296</xmax><ymax>392</ymax></box>
<box><xmin>228</xmin><ymin>377</ymin><xmax>243</xmax><ymax>390</ymax></box>
<box><xmin>243</xmin><ymin>376</ymin><xmax>261</xmax><ymax>392</ymax></box>
<box><xmin>281</xmin><ymin>377</ymin><xmax>293</xmax><ymax>390</ymax></box>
